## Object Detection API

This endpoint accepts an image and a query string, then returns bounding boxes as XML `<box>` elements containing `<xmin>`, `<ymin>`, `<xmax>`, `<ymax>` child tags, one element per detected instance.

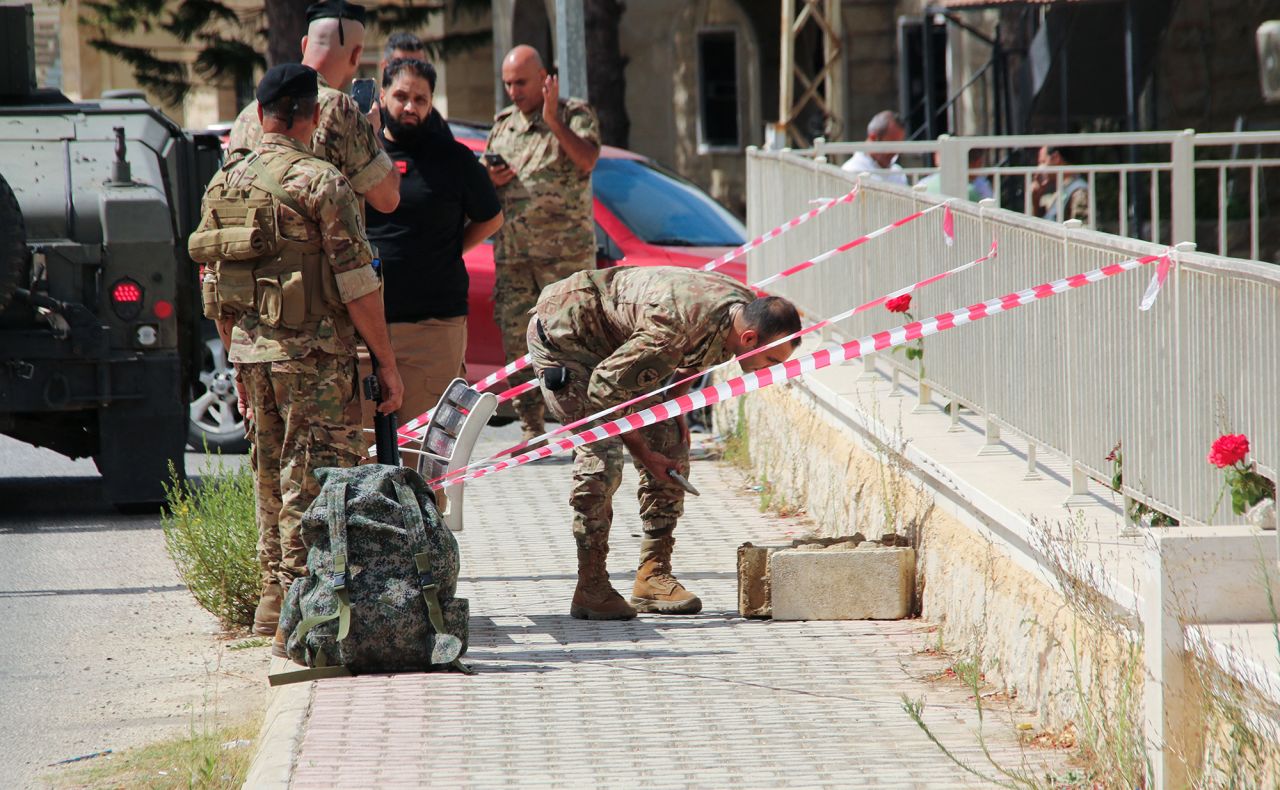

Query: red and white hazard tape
<box><xmin>379</xmin><ymin>199</ymin><xmax>951</xmax><ymax>457</ymax></box>
<box><xmin>375</xmin><ymin>188</ymin><xmax>860</xmax><ymax>454</ymax></box>
<box><xmin>435</xmin><ymin>250</ymin><xmax>1170</xmax><ymax>490</ymax></box>
<box><xmin>430</xmin><ymin>239</ymin><xmax>999</xmax><ymax>484</ymax></box>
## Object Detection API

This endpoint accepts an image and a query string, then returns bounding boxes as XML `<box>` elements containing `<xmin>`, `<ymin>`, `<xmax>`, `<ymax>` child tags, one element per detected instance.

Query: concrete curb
<box><xmin>241</xmin><ymin>657</ymin><xmax>313</xmax><ymax>790</ymax></box>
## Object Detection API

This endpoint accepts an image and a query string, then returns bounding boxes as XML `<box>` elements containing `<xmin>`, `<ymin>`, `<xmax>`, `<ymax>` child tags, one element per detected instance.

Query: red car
<box><xmin>448</xmin><ymin>121</ymin><xmax>748</xmax><ymax>383</ymax></box>
<box><xmin>188</xmin><ymin>122</ymin><xmax>749</xmax><ymax>449</ymax></box>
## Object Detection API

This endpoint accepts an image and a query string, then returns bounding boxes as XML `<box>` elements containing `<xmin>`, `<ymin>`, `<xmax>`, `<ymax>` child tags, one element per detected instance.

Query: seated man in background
<box><xmin>1032</xmin><ymin>145</ymin><xmax>1090</xmax><ymax>224</ymax></box>
<box><xmin>361</xmin><ymin>57</ymin><xmax>503</xmax><ymax>427</ymax></box>
<box><xmin>841</xmin><ymin>110</ymin><xmax>908</xmax><ymax>186</ymax></box>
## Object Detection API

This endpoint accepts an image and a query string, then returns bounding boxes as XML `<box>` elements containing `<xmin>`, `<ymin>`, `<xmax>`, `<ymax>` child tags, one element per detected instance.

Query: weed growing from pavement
<box><xmin>161</xmin><ymin>453</ymin><xmax>258</xmax><ymax>629</ymax></box>
<box><xmin>46</xmin><ymin>655</ymin><xmax>262</xmax><ymax>789</ymax></box>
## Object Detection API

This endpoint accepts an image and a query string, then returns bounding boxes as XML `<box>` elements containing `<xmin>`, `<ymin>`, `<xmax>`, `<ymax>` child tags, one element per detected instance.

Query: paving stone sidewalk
<box><xmin>284</xmin><ymin>426</ymin><xmax>1069</xmax><ymax>788</ymax></box>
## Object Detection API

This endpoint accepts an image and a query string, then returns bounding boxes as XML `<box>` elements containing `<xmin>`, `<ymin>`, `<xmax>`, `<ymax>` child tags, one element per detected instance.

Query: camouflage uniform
<box><xmin>527</xmin><ymin>266</ymin><xmax>752</xmax><ymax>552</ymax></box>
<box><xmin>226</xmin><ymin>76</ymin><xmax>389</xmax><ymax>590</ymax></box>
<box><xmin>201</xmin><ymin>133</ymin><xmax>381</xmax><ymax>590</ymax></box>
<box><xmin>486</xmin><ymin>98</ymin><xmax>600</xmax><ymax>433</ymax></box>
<box><xmin>227</xmin><ymin>74</ymin><xmax>393</xmax><ymax>198</ymax></box>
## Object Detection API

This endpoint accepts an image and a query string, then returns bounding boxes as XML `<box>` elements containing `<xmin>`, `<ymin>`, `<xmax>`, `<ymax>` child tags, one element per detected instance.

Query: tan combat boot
<box><xmin>570</xmin><ymin>545</ymin><xmax>636</xmax><ymax>620</ymax></box>
<box><xmin>631</xmin><ymin>532</ymin><xmax>702</xmax><ymax>614</ymax></box>
<box><xmin>253</xmin><ymin>581</ymin><xmax>283</xmax><ymax>636</ymax></box>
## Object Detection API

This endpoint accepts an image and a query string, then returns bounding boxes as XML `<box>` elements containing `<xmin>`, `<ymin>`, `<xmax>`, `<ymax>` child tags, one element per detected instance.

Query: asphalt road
<box><xmin>0</xmin><ymin>436</ymin><xmax>268</xmax><ymax>787</ymax></box>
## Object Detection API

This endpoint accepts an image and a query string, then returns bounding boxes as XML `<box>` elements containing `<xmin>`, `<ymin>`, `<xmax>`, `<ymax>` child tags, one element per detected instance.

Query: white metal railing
<box><xmin>804</xmin><ymin>131</ymin><xmax>1280</xmax><ymax>264</ymax></box>
<box><xmin>748</xmin><ymin>149</ymin><xmax>1280</xmax><ymax>527</ymax></box>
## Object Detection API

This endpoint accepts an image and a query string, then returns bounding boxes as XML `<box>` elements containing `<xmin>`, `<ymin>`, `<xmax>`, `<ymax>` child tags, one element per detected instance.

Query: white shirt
<box><xmin>840</xmin><ymin>150</ymin><xmax>908</xmax><ymax>186</ymax></box>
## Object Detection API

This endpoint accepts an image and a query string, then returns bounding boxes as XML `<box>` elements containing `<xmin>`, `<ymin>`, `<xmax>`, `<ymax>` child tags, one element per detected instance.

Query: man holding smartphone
<box><xmin>485</xmin><ymin>44</ymin><xmax>601</xmax><ymax>449</ymax></box>
<box><xmin>360</xmin><ymin>58</ymin><xmax>504</xmax><ymax>427</ymax></box>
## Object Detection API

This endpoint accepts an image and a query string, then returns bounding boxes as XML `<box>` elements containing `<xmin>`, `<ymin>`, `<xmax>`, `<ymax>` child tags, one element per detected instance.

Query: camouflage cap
<box><xmin>256</xmin><ymin>63</ymin><xmax>318</xmax><ymax>105</ymax></box>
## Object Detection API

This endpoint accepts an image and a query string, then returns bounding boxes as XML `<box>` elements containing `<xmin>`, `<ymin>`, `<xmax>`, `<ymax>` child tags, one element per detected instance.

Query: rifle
<box><xmin>363</xmin><ymin>356</ymin><xmax>401</xmax><ymax>466</ymax></box>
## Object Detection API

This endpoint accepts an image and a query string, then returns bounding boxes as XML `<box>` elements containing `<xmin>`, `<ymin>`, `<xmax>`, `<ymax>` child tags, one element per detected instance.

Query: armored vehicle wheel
<box><xmin>0</xmin><ymin>172</ymin><xmax>31</xmax><ymax>316</ymax></box>
<box><xmin>187</xmin><ymin>332</ymin><xmax>249</xmax><ymax>452</ymax></box>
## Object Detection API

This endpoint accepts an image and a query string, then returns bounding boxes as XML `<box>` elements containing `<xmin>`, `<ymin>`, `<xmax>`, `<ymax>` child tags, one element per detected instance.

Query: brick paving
<box><xmin>289</xmin><ymin>426</ymin><xmax>1067</xmax><ymax>788</ymax></box>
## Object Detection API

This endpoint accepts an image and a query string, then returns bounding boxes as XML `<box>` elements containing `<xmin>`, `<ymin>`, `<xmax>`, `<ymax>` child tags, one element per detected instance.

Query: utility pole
<box><xmin>555</xmin><ymin>0</ymin><xmax>589</xmax><ymax>100</ymax></box>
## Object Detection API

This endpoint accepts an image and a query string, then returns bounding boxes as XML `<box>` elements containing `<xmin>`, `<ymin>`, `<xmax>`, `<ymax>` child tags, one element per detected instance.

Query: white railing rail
<box><xmin>748</xmin><ymin>149</ymin><xmax>1280</xmax><ymax>527</ymax></box>
<box><xmin>800</xmin><ymin>131</ymin><xmax>1280</xmax><ymax>263</ymax></box>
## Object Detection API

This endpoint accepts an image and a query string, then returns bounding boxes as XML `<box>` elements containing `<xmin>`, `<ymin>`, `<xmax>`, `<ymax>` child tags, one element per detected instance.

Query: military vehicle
<box><xmin>0</xmin><ymin>5</ymin><xmax>222</xmax><ymax>506</ymax></box>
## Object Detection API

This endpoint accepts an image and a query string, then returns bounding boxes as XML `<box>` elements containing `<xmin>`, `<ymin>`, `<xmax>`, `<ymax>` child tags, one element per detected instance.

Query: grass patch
<box><xmin>162</xmin><ymin>455</ymin><xmax>259</xmax><ymax>629</ymax></box>
<box><xmin>46</xmin><ymin>715</ymin><xmax>259</xmax><ymax>790</ymax></box>
<box><xmin>719</xmin><ymin>399</ymin><xmax>752</xmax><ymax>470</ymax></box>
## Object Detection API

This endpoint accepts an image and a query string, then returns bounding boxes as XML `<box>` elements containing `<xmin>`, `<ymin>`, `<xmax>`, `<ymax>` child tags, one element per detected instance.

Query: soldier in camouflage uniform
<box><xmin>224</xmin><ymin>0</ymin><xmax>400</xmax><ymax>637</ymax></box>
<box><xmin>194</xmin><ymin>63</ymin><xmax>403</xmax><ymax>656</ymax></box>
<box><xmin>526</xmin><ymin>266</ymin><xmax>802</xmax><ymax>620</ymax></box>
<box><xmin>486</xmin><ymin>45</ymin><xmax>601</xmax><ymax>445</ymax></box>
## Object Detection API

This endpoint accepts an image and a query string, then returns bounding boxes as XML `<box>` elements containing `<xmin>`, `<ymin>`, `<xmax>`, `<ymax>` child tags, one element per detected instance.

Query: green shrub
<box><xmin>162</xmin><ymin>458</ymin><xmax>258</xmax><ymax>629</ymax></box>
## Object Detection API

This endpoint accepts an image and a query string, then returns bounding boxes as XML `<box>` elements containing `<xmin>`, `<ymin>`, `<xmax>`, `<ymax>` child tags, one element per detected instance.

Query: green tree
<box><xmin>81</xmin><ymin>0</ymin><xmax>491</xmax><ymax>107</ymax></box>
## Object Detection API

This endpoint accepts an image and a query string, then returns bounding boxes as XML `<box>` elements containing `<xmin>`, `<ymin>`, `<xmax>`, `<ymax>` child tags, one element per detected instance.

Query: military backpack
<box><xmin>271</xmin><ymin>465</ymin><xmax>471</xmax><ymax>685</ymax></box>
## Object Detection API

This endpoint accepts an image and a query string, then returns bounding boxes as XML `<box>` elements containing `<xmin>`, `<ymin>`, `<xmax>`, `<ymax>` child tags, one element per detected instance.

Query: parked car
<box><xmin>187</xmin><ymin>120</ymin><xmax>749</xmax><ymax>448</ymax></box>
<box><xmin>448</xmin><ymin>120</ymin><xmax>748</xmax><ymax>383</ymax></box>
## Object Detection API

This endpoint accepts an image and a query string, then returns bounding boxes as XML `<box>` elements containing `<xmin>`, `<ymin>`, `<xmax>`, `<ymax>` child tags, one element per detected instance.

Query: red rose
<box><xmin>1207</xmin><ymin>433</ymin><xmax>1250</xmax><ymax>468</ymax></box>
<box><xmin>886</xmin><ymin>294</ymin><xmax>912</xmax><ymax>313</ymax></box>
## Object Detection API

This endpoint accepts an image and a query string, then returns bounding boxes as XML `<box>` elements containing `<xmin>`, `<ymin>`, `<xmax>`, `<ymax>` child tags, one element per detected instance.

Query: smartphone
<box><xmin>350</xmin><ymin>78</ymin><xmax>377</xmax><ymax>114</ymax></box>
<box><xmin>484</xmin><ymin>152</ymin><xmax>508</xmax><ymax>168</ymax></box>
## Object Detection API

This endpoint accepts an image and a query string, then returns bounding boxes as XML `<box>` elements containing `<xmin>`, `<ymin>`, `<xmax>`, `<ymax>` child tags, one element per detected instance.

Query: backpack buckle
<box><xmin>418</xmin><ymin>570</ymin><xmax>436</xmax><ymax>591</ymax></box>
<box><xmin>332</xmin><ymin>571</ymin><xmax>348</xmax><ymax>591</ymax></box>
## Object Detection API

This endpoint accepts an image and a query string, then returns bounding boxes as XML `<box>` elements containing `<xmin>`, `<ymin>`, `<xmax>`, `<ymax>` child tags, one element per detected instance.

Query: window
<box><xmin>592</xmin><ymin>158</ymin><xmax>746</xmax><ymax>247</ymax></box>
<box><xmin>697</xmin><ymin>31</ymin><xmax>740</xmax><ymax>150</ymax></box>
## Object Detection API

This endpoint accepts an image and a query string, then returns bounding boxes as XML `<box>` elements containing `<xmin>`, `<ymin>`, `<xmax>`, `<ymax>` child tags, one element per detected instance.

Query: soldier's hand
<box><xmin>541</xmin><ymin>74</ymin><xmax>560</xmax><ymax>127</ymax></box>
<box><xmin>235</xmin><ymin>381</ymin><xmax>253</xmax><ymax>423</ymax></box>
<box><xmin>487</xmin><ymin>160</ymin><xmax>515</xmax><ymax>187</ymax></box>
<box><xmin>637</xmin><ymin>448</ymin><xmax>682</xmax><ymax>487</ymax></box>
<box><xmin>376</xmin><ymin>363</ymin><xmax>404</xmax><ymax>415</ymax></box>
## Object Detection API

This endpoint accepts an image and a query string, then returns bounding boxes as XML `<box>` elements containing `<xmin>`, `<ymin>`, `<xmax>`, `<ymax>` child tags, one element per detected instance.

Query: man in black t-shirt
<box><xmin>361</xmin><ymin>58</ymin><xmax>503</xmax><ymax>426</ymax></box>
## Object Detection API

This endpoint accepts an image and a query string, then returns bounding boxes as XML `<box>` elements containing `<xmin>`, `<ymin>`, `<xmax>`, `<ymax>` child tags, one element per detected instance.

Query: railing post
<box><xmin>1024</xmin><ymin>441</ymin><xmax>1041</xmax><ymax>481</ymax></box>
<box><xmin>938</xmin><ymin>134</ymin><xmax>968</xmax><ymax>199</ymax></box>
<box><xmin>1064</xmin><ymin>465</ymin><xmax>1094</xmax><ymax>507</ymax></box>
<box><xmin>949</xmin><ymin>399</ymin><xmax>963</xmax><ymax>432</ymax></box>
<box><xmin>914</xmin><ymin>364</ymin><xmax>935</xmax><ymax>413</ymax></box>
<box><xmin>1171</xmin><ymin>129</ymin><xmax>1196</xmax><ymax>247</ymax></box>
<box><xmin>977</xmin><ymin>414</ymin><xmax>1005</xmax><ymax>456</ymax></box>
<box><xmin>814</xmin><ymin>136</ymin><xmax>828</xmax><ymax>165</ymax></box>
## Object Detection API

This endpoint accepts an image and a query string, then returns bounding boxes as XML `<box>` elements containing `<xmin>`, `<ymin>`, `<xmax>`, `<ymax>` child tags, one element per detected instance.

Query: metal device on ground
<box><xmin>667</xmin><ymin>469</ymin><xmax>700</xmax><ymax>497</ymax></box>
<box><xmin>0</xmin><ymin>4</ymin><xmax>222</xmax><ymax>506</ymax></box>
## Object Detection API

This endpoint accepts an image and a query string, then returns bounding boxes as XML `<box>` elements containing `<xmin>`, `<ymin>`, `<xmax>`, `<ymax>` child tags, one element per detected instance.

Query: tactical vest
<box><xmin>189</xmin><ymin>148</ymin><xmax>350</xmax><ymax>336</ymax></box>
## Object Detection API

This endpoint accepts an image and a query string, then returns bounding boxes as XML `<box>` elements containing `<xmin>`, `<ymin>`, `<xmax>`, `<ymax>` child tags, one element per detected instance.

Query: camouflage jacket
<box><xmin>202</xmin><ymin>134</ymin><xmax>380</xmax><ymax>364</ymax></box>
<box><xmin>485</xmin><ymin>98</ymin><xmax>599</xmax><ymax>263</ymax></box>
<box><xmin>535</xmin><ymin>266</ymin><xmax>753</xmax><ymax>408</ymax></box>
<box><xmin>228</xmin><ymin>74</ymin><xmax>393</xmax><ymax>196</ymax></box>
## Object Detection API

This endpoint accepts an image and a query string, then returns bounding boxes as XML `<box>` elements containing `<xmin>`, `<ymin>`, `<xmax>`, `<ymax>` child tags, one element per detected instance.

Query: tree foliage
<box><xmin>82</xmin><ymin>0</ymin><xmax>492</xmax><ymax>106</ymax></box>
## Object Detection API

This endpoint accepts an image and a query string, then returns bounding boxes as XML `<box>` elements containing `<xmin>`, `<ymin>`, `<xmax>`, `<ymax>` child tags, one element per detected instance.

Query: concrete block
<box><xmin>770</xmin><ymin>547</ymin><xmax>915</xmax><ymax>621</ymax></box>
<box><xmin>737</xmin><ymin>542</ymin><xmax>790</xmax><ymax>618</ymax></box>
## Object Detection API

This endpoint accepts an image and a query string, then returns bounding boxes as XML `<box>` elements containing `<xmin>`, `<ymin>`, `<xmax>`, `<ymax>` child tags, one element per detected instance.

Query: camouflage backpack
<box><xmin>271</xmin><ymin>465</ymin><xmax>471</xmax><ymax>685</ymax></box>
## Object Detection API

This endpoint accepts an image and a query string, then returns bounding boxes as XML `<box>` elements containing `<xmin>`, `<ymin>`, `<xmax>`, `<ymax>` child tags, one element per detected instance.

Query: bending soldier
<box><xmin>190</xmin><ymin>63</ymin><xmax>403</xmax><ymax>656</ymax></box>
<box><xmin>527</xmin><ymin>267</ymin><xmax>801</xmax><ymax>620</ymax></box>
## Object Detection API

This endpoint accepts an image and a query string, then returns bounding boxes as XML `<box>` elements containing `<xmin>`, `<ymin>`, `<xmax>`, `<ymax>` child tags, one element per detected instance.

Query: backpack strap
<box><xmin>292</xmin><ymin>483</ymin><xmax>353</xmax><ymax>645</ymax></box>
<box><xmin>392</xmin><ymin>479</ymin><xmax>473</xmax><ymax>675</ymax></box>
<box><xmin>246</xmin><ymin>152</ymin><xmax>311</xmax><ymax>219</ymax></box>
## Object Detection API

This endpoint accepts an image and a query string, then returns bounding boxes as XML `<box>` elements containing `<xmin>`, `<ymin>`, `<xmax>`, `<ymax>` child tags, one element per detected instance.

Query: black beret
<box><xmin>305</xmin><ymin>0</ymin><xmax>366</xmax><ymax>25</ymax></box>
<box><xmin>256</xmin><ymin>64</ymin><xmax>318</xmax><ymax>106</ymax></box>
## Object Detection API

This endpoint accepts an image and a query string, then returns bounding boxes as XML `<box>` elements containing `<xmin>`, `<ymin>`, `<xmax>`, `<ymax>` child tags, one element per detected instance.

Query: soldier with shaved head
<box><xmin>228</xmin><ymin>0</ymin><xmax>401</xmax><ymax>215</ymax></box>
<box><xmin>485</xmin><ymin>44</ymin><xmax>601</xmax><ymax>449</ymax></box>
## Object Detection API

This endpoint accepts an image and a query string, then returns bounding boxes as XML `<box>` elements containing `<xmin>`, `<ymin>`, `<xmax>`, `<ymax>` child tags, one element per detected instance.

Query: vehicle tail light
<box><xmin>110</xmin><ymin>277</ymin><xmax>144</xmax><ymax>320</ymax></box>
<box><xmin>153</xmin><ymin>299</ymin><xmax>173</xmax><ymax>320</ymax></box>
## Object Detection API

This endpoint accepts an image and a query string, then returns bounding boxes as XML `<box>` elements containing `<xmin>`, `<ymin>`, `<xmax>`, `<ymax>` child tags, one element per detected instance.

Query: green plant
<box><xmin>162</xmin><ymin>457</ymin><xmax>259</xmax><ymax>629</ymax></box>
<box><xmin>719</xmin><ymin>398</ymin><xmax>752</xmax><ymax>470</ymax></box>
<box><xmin>1105</xmin><ymin>441</ymin><xmax>1179</xmax><ymax>526</ymax></box>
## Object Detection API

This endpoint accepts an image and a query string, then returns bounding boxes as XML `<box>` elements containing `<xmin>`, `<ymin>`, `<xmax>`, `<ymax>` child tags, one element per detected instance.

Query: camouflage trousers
<box><xmin>493</xmin><ymin>255</ymin><xmax>591</xmax><ymax>434</ymax></box>
<box><xmin>527</xmin><ymin>317</ymin><xmax>689</xmax><ymax>553</ymax></box>
<box><xmin>239</xmin><ymin>352</ymin><xmax>366</xmax><ymax>589</ymax></box>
